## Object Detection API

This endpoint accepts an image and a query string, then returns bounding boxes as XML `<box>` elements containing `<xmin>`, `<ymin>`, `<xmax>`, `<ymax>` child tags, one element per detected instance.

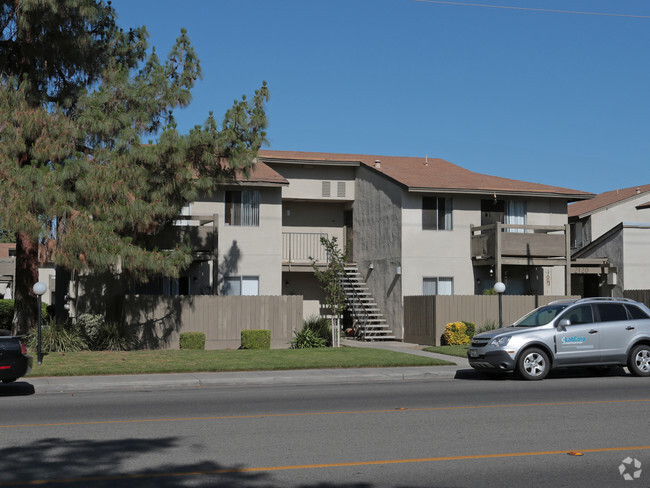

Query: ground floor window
<box><xmin>222</xmin><ymin>276</ymin><xmax>259</xmax><ymax>296</ymax></box>
<box><xmin>423</xmin><ymin>277</ymin><xmax>453</xmax><ymax>295</ymax></box>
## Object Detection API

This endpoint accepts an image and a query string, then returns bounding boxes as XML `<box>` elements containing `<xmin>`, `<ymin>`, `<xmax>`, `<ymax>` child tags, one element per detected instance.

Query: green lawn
<box><xmin>422</xmin><ymin>345</ymin><xmax>469</xmax><ymax>358</ymax></box>
<box><xmin>27</xmin><ymin>347</ymin><xmax>456</xmax><ymax>377</ymax></box>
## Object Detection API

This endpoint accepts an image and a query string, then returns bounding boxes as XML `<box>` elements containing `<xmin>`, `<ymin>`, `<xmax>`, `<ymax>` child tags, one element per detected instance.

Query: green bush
<box><xmin>290</xmin><ymin>327</ymin><xmax>326</xmax><ymax>349</ymax></box>
<box><xmin>94</xmin><ymin>321</ymin><xmax>135</xmax><ymax>351</ymax></box>
<box><xmin>477</xmin><ymin>320</ymin><xmax>499</xmax><ymax>334</ymax></box>
<box><xmin>462</xmin><ymin>321</ymin><xmax>476</xmax><ymax>339</ymax></box>
<box><xmin>77</xmin><ymin>313</ymin><xmax>105</xmax><ymax>346</ymax></box>
<box><xmin>302</xmin><ymin>315</ymin><xmax>332</xmax><ymax>347</ymax></box>
<box><xmin>0</xmin><ymin>300</ymin><xmax>13</xmax><ymax>329</ymax></box>
<box><xmin>241</xmin><ymin>329</ymin><xmax>271</xmax><ymax>350</ymax></box>
<box><xmin>27</xmin><ymin>320</ymin><xmax>88</xmax><ymax>353</ymax></box>
<box><xmin>0</xmin><ymin>300</ymin><xmax>51</xmax><ymax>332</ymax></box>
<box><xmin>179</xmin><ymin>332</ymin><xmax>205</xmax><ymax>350</ymax></box>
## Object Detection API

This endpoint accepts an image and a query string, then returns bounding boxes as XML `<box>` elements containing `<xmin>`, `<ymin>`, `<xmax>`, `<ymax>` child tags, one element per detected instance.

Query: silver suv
<box><xmin>468</xmin><ymin>297</ymin><xmax>650</xmax><ymax>380</ymax></box>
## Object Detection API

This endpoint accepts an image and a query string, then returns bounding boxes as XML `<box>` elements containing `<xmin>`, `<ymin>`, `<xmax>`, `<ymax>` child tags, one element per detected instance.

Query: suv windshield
<box><xmin>513</xmin><ymin>304</ymin><xmax>570</xmax><ymax>327</ymax></box>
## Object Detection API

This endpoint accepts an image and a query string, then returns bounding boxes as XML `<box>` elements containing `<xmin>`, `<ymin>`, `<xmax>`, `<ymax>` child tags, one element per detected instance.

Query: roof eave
<box><xmin>406</xmin><ymin>187</ymin><xmax>594</xmax><ymax>201</ymax></box>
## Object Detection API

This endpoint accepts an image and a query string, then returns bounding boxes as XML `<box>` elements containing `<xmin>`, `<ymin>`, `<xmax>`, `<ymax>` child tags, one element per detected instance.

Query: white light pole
<box><xmin>494</xmin><ymin>281</ymin><xmax>506</xmax><ymax>328</ymax></box>
<box><xmin>33</xmin><ymin>282</ymin><xmax>47</xmax><ymax>365</ymax></box>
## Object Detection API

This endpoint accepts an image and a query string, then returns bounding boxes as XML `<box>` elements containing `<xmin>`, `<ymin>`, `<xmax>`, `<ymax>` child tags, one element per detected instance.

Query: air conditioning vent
<box><xmin>322</xmin><ymin>181</ymin><xmax>331</xmax><ymax>197</ymax></box>
<box><xmin>337</xmin><ymin>181</ymin><xmax>346</xmax><ymax>198</ymax></box>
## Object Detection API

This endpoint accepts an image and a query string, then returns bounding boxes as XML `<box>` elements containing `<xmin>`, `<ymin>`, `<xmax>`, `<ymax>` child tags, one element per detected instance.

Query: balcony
<box><xmin>283</xmin><ymin>232</ymin><xmax>328</xmax><ymax>270</ymax></box>
<box><xmin>471</xmin><ymin>223</ymin><xmax>570</xmax><ymax>266</ymax></box>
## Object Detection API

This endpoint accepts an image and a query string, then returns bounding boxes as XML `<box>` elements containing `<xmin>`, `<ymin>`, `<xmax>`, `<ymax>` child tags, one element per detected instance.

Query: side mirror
<box><xmin>557</xmin><ymin>318</ymin><xmax>571</xmax><ymax>330</ymax></box>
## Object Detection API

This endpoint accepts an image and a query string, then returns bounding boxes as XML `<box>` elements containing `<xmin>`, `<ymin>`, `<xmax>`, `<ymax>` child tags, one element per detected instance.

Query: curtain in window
<box><xmin>505</xmin><ymin>201</ymin><xmax>526</xmax><ymax>233</ymax></box>
<box><xmin>423</xmin><ymin>278</ymin><xmax>437</xmax><ymax>295</ymax></box>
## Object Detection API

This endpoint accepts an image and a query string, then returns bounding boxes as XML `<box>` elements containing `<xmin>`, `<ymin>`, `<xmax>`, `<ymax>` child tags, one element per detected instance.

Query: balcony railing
<box><xmin>283</xmin><ymin>232</ymin><xmax>328</xmax><ymax>265</ymax></box>
<box><xmin>471</xmin><ymin>223</ymin><xmax>570</xmax><ymax>263</ymax></box>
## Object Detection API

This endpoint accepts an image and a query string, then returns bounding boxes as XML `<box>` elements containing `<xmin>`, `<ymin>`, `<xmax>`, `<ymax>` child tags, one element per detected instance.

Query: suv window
<box><xmin>595</xmin><ymin>303</ymin><xmax>628</xmax><ymax>322</ymax></box>
<box><xmin>625</xmin><ymin>304</ymin><xmax>650</xmax><ymax>320</ymax></box>
<box><xmin>562</xmin><ymin>305</ymin><xmax>593</xmax><ymax>325</ymax></box>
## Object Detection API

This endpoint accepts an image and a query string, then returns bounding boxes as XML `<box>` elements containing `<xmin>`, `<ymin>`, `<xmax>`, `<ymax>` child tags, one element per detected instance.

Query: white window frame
<box><xmin>423</xmin><ymin>277</ymin><xmax>454</xmax><ymax>295</ymax></box>
<box><xmin>222</xmin><ymin>276</ymin><xmax>259</xmax><ymax>296</ymax></box>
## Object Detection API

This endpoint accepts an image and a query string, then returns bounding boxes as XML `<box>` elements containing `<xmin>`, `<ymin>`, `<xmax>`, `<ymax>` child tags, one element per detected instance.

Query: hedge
<box><xmin>241</xmin><ymin>329</ymin><xmax>271</xmax><ymax>350</ymax></box>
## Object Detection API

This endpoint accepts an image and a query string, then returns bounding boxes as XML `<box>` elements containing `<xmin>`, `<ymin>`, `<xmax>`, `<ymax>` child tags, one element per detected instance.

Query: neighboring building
<box><xmin>64</xmin><ymin>150</ymin><xmax>593</xmax><ymax>341</ymax></box>
<box><xmin>569</xmin><ymin>185</ymin><xmax>650</xmax><ymax>297</ymax></box>
<box><xmin>0</xmin><ymin>243</ymin><xmax>56</xmax><ymax>304</ymax></box>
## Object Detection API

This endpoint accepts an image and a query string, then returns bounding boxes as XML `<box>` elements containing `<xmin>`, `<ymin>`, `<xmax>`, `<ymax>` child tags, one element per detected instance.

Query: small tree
<box><xmin>310</xmin><ymin>236</ymin><xmax>349</xmax><ymax>347</ymax></box>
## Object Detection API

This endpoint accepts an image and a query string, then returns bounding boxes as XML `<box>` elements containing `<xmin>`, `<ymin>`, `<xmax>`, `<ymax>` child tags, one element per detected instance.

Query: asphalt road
<box><xmin>1</xmin><ymin>370</ymin><xmax>649</xmax><ymax>487</ymax></box>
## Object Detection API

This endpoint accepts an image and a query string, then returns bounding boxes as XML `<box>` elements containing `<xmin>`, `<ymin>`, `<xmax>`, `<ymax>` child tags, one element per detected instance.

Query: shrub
<box><xmin>290</xmin><ymin>327</ymin><xmax>327</xmax><ymax>349</ymax></box>
<box><xmin>477</xmin><ymin>320</ymin><xmax>499</xmax><ymax>334</ymax></box>
<box><xmin>180</xmin><ymin>332</ymin><xmax>205</xmax><ymax>350</ymax></box>
<box><xmin>27</xmin><ymin>320</ymin><xmax>88</xmax><ymax>353</ymax></box>
<box><xmin>241</xmin><ymin>329</ymin><xmax>271</xmax><ymax>350</ymax></box>
<box><xmin>77</xmin><ymin>313</ymin><xmax>106</xmax><ymax>346</ymax></box>
<box><xmin>302</xmin><ymin>314</ymin><xmax>332</xmax><ymax>347</ymax></box>
<box><xmin>94</xmin><ymin>321</ymin><xmax>135</xmax><ymax>351</ymax></box>
<box><xmin>442</xmin><ymin>322</ymin><xmax>471</xmax><ymax>346</ymax></box>
<box><xmin>0</xmin><ymin>300</ymin><xmax>13</xmax><ymax>330</ymax></box>
<box><xmin>462</xmin><ymin>321</ymin><xmax>476</xmax><ymax>339</ymax></box>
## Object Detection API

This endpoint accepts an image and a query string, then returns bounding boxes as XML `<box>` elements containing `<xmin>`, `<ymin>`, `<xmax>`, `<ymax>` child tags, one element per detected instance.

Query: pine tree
<box><xmin>0</xmin><ymin>0</ymin><xmax>268</xmax><ymax>335</ymax></box>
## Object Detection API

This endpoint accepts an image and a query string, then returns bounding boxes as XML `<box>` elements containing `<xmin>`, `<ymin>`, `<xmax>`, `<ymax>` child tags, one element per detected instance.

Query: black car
<box><xmin>0</xmin><ymin>330</ymin><xmax>33</xmax><ymax>383</ymax></box>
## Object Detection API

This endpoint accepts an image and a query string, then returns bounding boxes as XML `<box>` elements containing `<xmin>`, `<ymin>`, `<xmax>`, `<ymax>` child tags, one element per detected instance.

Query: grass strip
<box><xmin>422</xmin><ymin>345</ymin><xmax>469</xmax><ymax>358</ymax></box>
<box><xmin>27</xmin><ymin>348</ymin><xmax>455</xmax><ymax>377</ymax></box>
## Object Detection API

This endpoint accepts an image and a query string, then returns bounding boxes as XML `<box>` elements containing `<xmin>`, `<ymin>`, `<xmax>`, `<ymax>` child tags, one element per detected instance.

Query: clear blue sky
<box><xmin>110</xmin><ymin>0</ymin><xmax>649</xmax><ymax>195</ymax></box>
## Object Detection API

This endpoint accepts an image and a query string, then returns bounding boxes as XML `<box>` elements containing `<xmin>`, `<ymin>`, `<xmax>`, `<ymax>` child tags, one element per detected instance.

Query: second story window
<box><xmin>422</xmin><ymin>197</ymin><xmax>452</xmax><ymax>230</ymax></box>
<box><xmin>225</xmin><ymin>190</ymin><xmax>260</xmax><ymax>226</ymax></box>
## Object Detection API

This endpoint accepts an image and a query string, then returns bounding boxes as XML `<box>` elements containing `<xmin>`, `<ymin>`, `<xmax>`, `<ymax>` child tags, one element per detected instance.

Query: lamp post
<box><xmin>32</xmin><ymin>282</ymin><xmax>47</xmax><ymax>365</ymax></box>
<box><xmin>494</xmin><ymin>281</ymin><xmax>506</xmax><ymax>328</ymax></box>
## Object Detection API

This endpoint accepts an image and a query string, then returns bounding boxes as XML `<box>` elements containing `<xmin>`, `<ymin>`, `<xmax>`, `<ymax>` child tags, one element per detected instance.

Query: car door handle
<box><xmin>626</xmin><ymin>326</ymin><xmax>635</xmax><ymax>330</ymax></box>
<box><xmin>589</xmin><ymin>330</ymin><xmax>598</xmax><ymax>334</ymax></box>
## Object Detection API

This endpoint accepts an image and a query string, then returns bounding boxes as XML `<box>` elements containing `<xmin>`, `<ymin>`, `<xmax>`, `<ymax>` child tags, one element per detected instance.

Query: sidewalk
<box><xmin>25</xmin><ymin>341</ymin><xmax>471</xmax><ymax>394</ymax></box>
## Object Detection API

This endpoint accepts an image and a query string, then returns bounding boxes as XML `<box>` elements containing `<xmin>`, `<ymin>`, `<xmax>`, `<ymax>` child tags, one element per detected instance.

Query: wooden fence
<box><xmin>624</xmin><ymin>290</ymin><xmax>650</xmax><ymax>308</ymax></box>
<box><xmin>121</xmin><ymin>295</ymin><xmax>303</xmax><ymax>350</ymax></box>
<box><xmin>404</xmin><ymin>295</ymin><xmax>578</xmax><ymax>346</ymax></box>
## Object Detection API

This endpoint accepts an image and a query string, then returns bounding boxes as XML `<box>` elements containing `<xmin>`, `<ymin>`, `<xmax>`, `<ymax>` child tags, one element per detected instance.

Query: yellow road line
<box><xmin>1</xmin><ymin>446</ymin><xmax>650</xmax><ymax>486</ymax></box>
<box><xmin>2</xmin><ymin>398</ymin><xmax>650</xmax><ymax>429</ymax></box>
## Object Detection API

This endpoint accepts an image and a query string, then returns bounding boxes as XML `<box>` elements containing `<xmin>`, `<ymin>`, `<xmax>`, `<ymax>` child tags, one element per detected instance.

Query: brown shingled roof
<box><xmin>568</xmin><ymin>184</ymin><xmax>650</xmax><ymax>218</ymax></box>
<box><xmin>238</xmin><ymin>161</ymin><xmax>288</xmax><ymax>185</ymax></box>
<box><xmin>259</xmin><ymin>150</ymin><xmax>592</xmax><ymax>200</ymax></box>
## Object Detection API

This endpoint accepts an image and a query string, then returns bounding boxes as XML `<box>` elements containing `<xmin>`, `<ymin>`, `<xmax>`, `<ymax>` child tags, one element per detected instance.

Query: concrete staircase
<box><xmin>340</xmin><ymin>264</ymin><xmax>395</xmax><ymax>341</ymax></box>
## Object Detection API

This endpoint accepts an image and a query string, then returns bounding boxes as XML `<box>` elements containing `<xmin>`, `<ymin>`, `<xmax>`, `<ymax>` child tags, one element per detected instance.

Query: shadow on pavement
<box><xmin>454</xmin><ymin>366</ymin><xmax>630</xmax><ymax>381</ymax></box>
<box><xmin>0</xmin><ymin>437</ymin><xmax>383</xmax><ymax>487</ymax></box>
<box><xmin>0</xmin><ymin>381</ymin><xmax>35</xmax><ymax>396</ymax></box>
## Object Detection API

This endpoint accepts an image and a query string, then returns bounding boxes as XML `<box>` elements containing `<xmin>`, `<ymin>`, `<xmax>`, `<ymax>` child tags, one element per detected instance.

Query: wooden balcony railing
<box><xmin>471</xmin><ymin>223</ymin><xmax>570</xmax><ymax>264</ymax></box>
<box><xmin>283</xmin><ymin>232</ymin><xmax>328</xmax><ymax>265</ymax></box>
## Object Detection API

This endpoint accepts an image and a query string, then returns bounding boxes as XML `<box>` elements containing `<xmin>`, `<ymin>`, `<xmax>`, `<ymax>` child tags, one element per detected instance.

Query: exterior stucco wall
<box><xmin>526</xmin><ymin>198</ymin><xmax>568</xmax><ymax>225</ymax></box>
<box><xmin>354</xmin><ymin>166</ymin><xmax>403</xmax><ymax>337</ymax></box>
<box><xmin>623</xmin><ymin>226</ymin><xmax>650</xmax><ymax>290</ymax></box>
<box><xmin>272</xmin><ymin>165</ymin><xmax>356</xmax><ymax>201</ymax></box>
<box><xmin>193</xmin><ymin>186</ymin><xmax>283</xmax><ymax>296</ymax></box>
<box><xmin>588</xmin><ymin>193</ymin><xmax>650</xmax><ymax>242</ymax></box>
<box><xmin>402</xmin><ymin>193</ymin><xmax>476</xmax><ymax>296</ymax></box>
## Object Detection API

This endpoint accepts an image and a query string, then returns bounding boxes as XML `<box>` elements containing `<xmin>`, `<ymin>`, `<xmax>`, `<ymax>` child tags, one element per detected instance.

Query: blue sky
<box><xmin>110</xmin><ymin>0</ymin><xmax>649</xmax><ymax>195</ymax></box>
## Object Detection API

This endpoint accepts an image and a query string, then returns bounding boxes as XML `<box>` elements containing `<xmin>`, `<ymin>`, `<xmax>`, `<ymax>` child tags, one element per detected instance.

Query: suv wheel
<box><xmin>628</xmin><ymin>344</ymin><xmax>650</xmax><ymax>377</ymax></box>
<box><xmin>517</xmin><ymin>348</ymin><xmax>550</xmax><ymax>381</ymax></box>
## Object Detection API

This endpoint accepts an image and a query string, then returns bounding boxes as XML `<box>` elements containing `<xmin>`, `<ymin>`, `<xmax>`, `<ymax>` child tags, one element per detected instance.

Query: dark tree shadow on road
<box><xmin>0</xmin><ymin>436</ymin><xmax>389</xmax><ymax>487</ymax></box>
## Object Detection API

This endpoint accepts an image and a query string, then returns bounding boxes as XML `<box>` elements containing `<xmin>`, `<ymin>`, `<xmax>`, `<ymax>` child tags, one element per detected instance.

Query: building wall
<box><xmin>576</xmin><ymin>229</ymin><xmax>624</xmax><ymax>296</ymax></box>
<box><xmin>273</xmin><ymin>165</ymin><xmax>356</xmax><ymax>201</ymax></box>
<box><xmin>589</xmin><ymin>193</ymin><xmax>650</xmax><ymax>242</ymax></box>
<box><xmin>192</xmin><ymin>186</ymin><xmax>283</xmax><ymax>296</ymax></box>
<box><xmin>402</xmin><ymin>193</ymin><xmax>475</xmax><ymax>296</ymax></box>
<box><xmin>623</xmin><ymin>226</ymin><xmax>650</xmax><ymax>291</ymax></box>
<box><xmin>354</xmin><ymin>166</ymin><xmax>403</xmax><ymax>337</ymax></box>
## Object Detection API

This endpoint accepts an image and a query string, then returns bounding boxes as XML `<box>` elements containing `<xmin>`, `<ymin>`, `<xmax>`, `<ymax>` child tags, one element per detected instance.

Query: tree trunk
<box><xmin>12</xmin><ymin>231</ymin><xmax>39</xmax><ymax>336</ymax></box>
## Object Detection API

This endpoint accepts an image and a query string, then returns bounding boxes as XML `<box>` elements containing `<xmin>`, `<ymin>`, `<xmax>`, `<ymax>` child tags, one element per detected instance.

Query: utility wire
<box><xmin>413</xmin><ymin>0</ymin><xmax>650</xmax><ymax>19</ymax></box>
